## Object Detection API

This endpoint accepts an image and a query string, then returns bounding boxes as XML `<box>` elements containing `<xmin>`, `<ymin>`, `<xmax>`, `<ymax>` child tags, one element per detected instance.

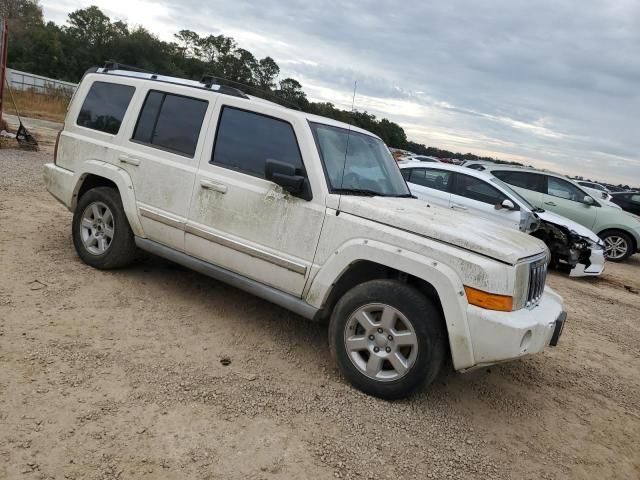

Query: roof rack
<box><xmin>103</xmin><ymin>61</ymin><xmax>153</xmax><ymax>74</ymax></box>
<box><xmin>97</xmin><ymin>61</ymin><xmax>249</xmax><ymax>100</ymax></box>
<box><xmin>200</xmin><ymin>74</ymin><xmax>302</xmax><ymax>111</ymax></box>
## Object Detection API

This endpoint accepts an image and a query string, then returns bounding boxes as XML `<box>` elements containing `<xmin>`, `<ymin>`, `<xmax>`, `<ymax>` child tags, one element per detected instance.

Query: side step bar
<box><xmin>135</xmin><ymin>237</ymin><xmax>319</xmax><ymax>320</ymax></box>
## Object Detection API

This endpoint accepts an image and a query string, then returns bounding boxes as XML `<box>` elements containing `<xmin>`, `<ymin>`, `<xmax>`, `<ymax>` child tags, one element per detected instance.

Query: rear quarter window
<box><xmin>77</xmin><ymin>81</ymin><xmax>135</xmax><ymax>135</ymax></box>
<box><xmin>132</xmin><ymin>91</ymin><xmax>209</xmax><ymax>157</ymax></box>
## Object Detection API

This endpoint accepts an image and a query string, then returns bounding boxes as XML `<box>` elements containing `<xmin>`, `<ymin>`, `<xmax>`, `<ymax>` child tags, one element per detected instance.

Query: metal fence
<box><xmin>7</xmin><ymin>68</ymin><xmax>78</xmax><ymax>95</ymax></box>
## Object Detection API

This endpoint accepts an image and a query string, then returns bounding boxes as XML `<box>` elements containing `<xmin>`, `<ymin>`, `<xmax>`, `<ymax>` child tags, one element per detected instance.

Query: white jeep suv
<box><xmin>44</xmin><ymin>65</ymin><xmax>566</xmax><ymax>399</ymax></box>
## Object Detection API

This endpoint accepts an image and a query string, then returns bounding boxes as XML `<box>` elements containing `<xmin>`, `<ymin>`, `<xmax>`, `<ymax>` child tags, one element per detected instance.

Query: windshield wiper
<box><xmin>333</xmin><ymin>188</ymin><xmax>414</xmax><ymax>198</ymax></box>
<box><xmin>333</xmin><ymin>188</ymin><xmax>385</xmax><ymax>197</ymax></box>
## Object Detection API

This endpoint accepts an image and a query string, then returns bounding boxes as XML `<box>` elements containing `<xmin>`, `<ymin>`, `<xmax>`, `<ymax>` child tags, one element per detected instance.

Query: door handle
<box><xmin>200</xmin><ymin>179</ymin><xmax>227</xmax><ymax>194</ymax></box>
<box><xmin>544</xmin><ymin>201</ymin><xmax>556</xmax><ymax>206</ymax></box>
<box><xmin>118</xmin><ymin>154</ymin><xmax>140</xmax><ymax>166</ymax></box>
<box><xmin>451</xmin><ymin>203</ymin><xmax>468</xmax><ymax>211</ymax></box>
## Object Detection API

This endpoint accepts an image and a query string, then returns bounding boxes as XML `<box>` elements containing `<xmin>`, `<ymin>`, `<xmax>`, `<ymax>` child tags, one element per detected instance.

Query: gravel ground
<box><xmin>1</xmin><ymin>146</ymin><xmax>639</xmax><ymax>479</ymax></box>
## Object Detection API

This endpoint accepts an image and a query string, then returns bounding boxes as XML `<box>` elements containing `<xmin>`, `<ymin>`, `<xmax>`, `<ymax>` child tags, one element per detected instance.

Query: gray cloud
<box><xmin>42</xmin><ymin>0</ymin><xmax>640</xmax><ymax>184</ymax></box>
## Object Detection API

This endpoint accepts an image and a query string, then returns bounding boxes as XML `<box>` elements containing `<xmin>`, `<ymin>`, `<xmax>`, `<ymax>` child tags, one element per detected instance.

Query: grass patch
<box><xmin>2</xmin><ymin>88</ymin><xmax>71</xmax><ymax>124</ymax></box>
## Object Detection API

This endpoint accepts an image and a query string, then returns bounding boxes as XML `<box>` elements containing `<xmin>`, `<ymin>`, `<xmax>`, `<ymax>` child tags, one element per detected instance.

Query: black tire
<box><xmin>600</xmin><ymin>230</ymin><xmax>635</xmax><ymax>262</ymax></box>
<box><xmin>72</xmin><ymin>186</ymin><xmax>137</xmax><ymax>269</ymax></box>
<box><xmin>328</xmin><ymin>279</ymin><xmax>446</xmax><ymax>400</ymax></box>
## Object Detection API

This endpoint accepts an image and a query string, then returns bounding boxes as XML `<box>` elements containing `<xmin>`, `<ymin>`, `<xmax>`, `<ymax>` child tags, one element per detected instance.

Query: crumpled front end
<box><xmin>532</xmin><ymin>220</ymin><xmax>605</xmax><ymax>278</ymax></box>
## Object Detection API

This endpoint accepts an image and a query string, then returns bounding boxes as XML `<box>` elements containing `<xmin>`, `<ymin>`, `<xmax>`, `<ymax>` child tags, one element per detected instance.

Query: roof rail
<box><xmin>96</xmin><ymin>61</ymin><xmax>249</xmax><ymax>100</ymax></box>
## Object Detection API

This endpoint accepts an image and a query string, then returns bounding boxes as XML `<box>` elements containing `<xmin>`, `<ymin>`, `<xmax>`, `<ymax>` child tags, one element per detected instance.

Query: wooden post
<box><xmin>0</xmin><ymin>19</ymin><xmax>8</xmax><ymax>127</ymax></box>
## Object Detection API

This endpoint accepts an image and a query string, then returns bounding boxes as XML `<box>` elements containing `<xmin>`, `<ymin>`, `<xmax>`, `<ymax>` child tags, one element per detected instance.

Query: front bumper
<box><xmin>43</xmin><ymin>163</ymin><xmax>75</xmax><ymax>210</ymax></box>
<box><xmin>569</xmin><ymin>248</ymin><xmax>605</xmax><ymax>277</ymax></box>
<box><xmin>463</xmin><ymin>286</ymin><xmax>565</xmax><ymax>368</ymax></box>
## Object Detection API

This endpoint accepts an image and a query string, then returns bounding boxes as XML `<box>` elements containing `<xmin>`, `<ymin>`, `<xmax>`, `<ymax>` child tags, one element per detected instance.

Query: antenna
<box><xmin>336</xmin><ymin>80</ymin><xmax>358</xmax><ymax>215</ymax></box>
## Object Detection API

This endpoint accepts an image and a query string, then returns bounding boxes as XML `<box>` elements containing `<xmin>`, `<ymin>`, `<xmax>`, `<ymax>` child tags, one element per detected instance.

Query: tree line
<box><xmin>2</xmin><ymin>0</ymin><xmax>518</xmax><ymax>164</ymax></box>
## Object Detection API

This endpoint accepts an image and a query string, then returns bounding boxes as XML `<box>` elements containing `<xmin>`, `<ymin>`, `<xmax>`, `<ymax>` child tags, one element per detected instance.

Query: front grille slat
<box><xmin>526</xmin><ymin>255</ymin><xmax>548</xmax><ymax>308</ymax></box>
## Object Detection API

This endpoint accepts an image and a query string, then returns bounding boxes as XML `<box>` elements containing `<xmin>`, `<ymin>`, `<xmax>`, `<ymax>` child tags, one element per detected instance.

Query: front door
<box><xmin>542</xmin><ymin>176</ymin><xmax>598</xmax><ymax>230</ymax></box>
<box><xmin>186</xmin><ymin>100</ymin><xmax>326</xmax><ymax>296</ymax></box>
<box><xmin>451</xmin><ymin>173</ymin><xmax>523</xmax><ymax>230</ymax></box>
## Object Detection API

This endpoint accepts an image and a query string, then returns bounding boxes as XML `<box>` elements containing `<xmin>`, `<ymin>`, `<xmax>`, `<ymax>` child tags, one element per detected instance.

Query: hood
<box><xmin>536</xmin><ymin>210</ymin><xmax>601</xmax><ymax>244</ymax></box>
<box><xmin>338</xmin><ymin>196</ymin><xmax>547</xmax><ymax>264</ymax></box>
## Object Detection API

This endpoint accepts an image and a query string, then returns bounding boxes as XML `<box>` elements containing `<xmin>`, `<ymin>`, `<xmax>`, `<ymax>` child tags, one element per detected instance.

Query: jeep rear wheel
<box><xmin>72</xmin><ymin>187</ymin><xmax>137</xmax><ymax>269</ymax></box>
<box><xmin>329</xmin><ymin>279</ymin><xmax>446</xmax><ymax>400</ymax></box>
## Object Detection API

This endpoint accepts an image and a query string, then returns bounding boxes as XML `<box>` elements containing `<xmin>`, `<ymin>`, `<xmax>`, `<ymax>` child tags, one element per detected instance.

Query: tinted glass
<box><xmin>212</xmin><ymin>107</ymin><xmax>303</xmax><ymax>177</ymax></box>
<box><xmin>311</xmin><ymin>123</ymin><xmax>410</xmax><ymax>197</ymax></box>
<box><xmin>631</xmin><ymin>194</ymin><xmax>640</xmax><ymax>203</ymax></box>
<box><xmin>132</xmin><ymin>91</ymin><xmax>163</xmax><ymax>143</ymax></box>
<box><xmin>77</xmin><ymin>81</ymin><xmax>134</xmax><ymax>134</ymax></box>
<box><xmin>493</xmin><ymin>170</ymin><xmax>545</xmax><ymax>192</ymax></box>
<box><xmin>547</xmin><ymin>177</ymin><xmax>588</xmax><ymax>202</ymax></box>
<box><xmin>454</xmin><ymin>174</ymin><xmax>506</xmax><ymax>205</ymax></box>
<box><xmin>409</xmin><ymin>168</ymin><xmax>451</xmax><ymax>192</ymax></box>
<box><xmin>133</xmin><ymin>91</ymin><xmax>208</xmax><ymax>157</ymax></box>
<box><xmin>400</xmin><ymin>168</ymin><xmax>411</xmax><ymax>180</ymax></box>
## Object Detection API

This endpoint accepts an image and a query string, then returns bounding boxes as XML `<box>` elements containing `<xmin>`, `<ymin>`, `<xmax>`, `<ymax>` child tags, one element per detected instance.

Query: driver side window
<box><xmin>547</xmin><ymin>177</ymin><xmax>587</xmax><ymax>203</ymax></box>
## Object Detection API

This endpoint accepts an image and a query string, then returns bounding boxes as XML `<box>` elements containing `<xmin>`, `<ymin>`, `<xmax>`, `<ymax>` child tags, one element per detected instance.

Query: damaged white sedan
<box><xmin>399</xmin><ymin>162</ymin><xmax>605</xmax><ymax>277</ymax></box>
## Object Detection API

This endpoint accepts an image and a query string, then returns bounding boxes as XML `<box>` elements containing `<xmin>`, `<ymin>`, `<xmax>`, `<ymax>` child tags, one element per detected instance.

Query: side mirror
<box><xmin>265</xmin><ymin>159</ymin><xmax>311</xmax><ymax>201</ymax></box>
<box><xmin>583</xmin><ymin>195</ymin><xmax>594</xmax><ymax>205</ymax></box>
<box><xmin>497</xmin><ymin>199</ymin><xmax>515</xmax><ymax>210</ymax></box>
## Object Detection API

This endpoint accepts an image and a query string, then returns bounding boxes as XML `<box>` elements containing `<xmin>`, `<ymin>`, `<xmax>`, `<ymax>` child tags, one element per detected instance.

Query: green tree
<box><xmin>254</xmin><ymin>56</ymin><xmax>279</xmax><ymax>90</ymax></box>
<box><xmin>276</xmin><ymin>78</ymin><xmax>308</xmax><ymax>108</ymax></box>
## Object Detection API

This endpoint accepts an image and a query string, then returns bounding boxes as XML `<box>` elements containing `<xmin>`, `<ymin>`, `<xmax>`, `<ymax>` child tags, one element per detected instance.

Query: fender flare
<box><xmin>71</xmin><ymin>160</ymin><xmax>145</xmax><ymax>237</ymax></box>
<box><xmin>305</xmin><ymin>239</ymin><xmax>475</xmax><ymax>370</ymax></box>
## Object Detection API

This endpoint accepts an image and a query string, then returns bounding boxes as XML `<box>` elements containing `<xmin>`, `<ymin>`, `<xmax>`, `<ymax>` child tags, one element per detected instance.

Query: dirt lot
<box><xmin>1</xmin><ymin>145</ymin><xmax>639</xmax><ymax>479</ymax></box>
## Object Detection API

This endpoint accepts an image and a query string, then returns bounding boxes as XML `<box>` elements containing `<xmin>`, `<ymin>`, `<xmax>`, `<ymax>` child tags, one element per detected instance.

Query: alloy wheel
<box><xmin>80</xmin><ymin>201</ymin><xmax>115</xmax><ymax>255</ymax></box>
<box><xmin>344</xmin><ymin>303</ymin><xmax>419</xmax><ymax>382</ymax></box>
<box><xmin>603</xmin><ymin>235</ymin><xmax>628</xmax><ymax>260</ymax></box>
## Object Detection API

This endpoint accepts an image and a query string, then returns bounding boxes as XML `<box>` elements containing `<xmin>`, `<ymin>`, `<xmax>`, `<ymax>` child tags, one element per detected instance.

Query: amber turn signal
<box><xmin>464</xmin><ymin>286</ymin><xmax>513</xmax><ymax>312</ymax></box>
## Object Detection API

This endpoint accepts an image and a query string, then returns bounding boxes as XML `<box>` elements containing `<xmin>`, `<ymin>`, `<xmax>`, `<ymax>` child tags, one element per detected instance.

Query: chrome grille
<box><xmin>526</xmin><ymin>255</ymin><xmax>549</xmax><ymax>308</ymax></box>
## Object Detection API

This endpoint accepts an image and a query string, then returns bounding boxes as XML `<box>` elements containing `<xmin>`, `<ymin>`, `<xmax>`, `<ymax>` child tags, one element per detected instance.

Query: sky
<box><xmin>40</xmin><ymin>0</ymin><xmax>640</xmax><ymax>185</ymax></box>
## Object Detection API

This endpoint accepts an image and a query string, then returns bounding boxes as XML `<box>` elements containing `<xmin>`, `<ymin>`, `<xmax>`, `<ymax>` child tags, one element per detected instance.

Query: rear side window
<box><xmin>493</xmin><ymin>170</ymin><xmax>545</xmax><ymax>192</ymax></box>
<box><xmin>408</xmin><ymin>168</ymin><xmax>451</xmax><ymax>192</ymax></box>
<box><xmin>453</xmin><ymin>173</ymin><xmax>507</xmax><ymax>205</ymax></box>
<box><xmin>211</xmin><ymin>107</ymin><xmax>303</xmax><ymax>178</ymax></box>
<box><xmin>132</xmin><ymin>91</ymin><xmax>208</xmax><ymax>157</ymax></box>
<box><xmin>77</xmin><ymin>81</ymin><xmax>135</xmax><ymax>135</ymax></box>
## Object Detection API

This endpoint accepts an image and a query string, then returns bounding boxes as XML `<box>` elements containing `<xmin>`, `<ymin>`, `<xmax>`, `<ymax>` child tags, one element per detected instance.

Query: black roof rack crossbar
<box><xmin>201</xmin><ymin>74</ymin><xmax>302</xmax><ymax>111</ymax></box>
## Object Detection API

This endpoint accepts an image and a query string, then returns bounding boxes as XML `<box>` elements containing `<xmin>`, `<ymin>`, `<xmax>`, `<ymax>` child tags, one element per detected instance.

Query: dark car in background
<box><xmin>610</xmin><ymin>192</ymin><xmax>640</xmax><ymax>216</ymax></box>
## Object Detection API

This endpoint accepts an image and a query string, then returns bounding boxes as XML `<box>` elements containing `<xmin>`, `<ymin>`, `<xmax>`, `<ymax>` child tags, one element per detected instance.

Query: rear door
<box><xmin>491</xmin><ymin>170</ymin><xmax>546</xmax><ymax>208</ymax></box>
<box><xmin>117</xmin><ymin>86</ymin><xmax>214</xmax><ymax>251</ymax></box>
<box><xmin>404</xmin><ymin>167</ymin><xmax>452</xmax><ymax>208</ymax></box>
<box><xmin>450</xmin><ymin>173</ymin><xmax>522</xmax><ymax>229</ymax></box>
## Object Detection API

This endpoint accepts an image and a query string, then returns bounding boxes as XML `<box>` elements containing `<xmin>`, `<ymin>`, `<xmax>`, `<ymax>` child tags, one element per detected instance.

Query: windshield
<box><xmin>310</xmin><ymin>122</ymin><xmax>411</xmax><ymax>197</ymax></box>
<box><xmin>491</xmin><ymin>177</ymin><xmax>540</xmax><ymax>211</ymax></box>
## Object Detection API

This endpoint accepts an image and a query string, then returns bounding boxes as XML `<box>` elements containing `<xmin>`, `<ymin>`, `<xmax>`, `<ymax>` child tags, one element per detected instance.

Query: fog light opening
<box><xmin>520</xmin><ymin>330</ymin><xmax>532</xmax><ymax>353</ymax></box>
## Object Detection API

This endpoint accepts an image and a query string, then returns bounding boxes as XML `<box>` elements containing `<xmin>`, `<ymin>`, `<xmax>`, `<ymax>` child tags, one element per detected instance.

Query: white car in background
<box><xmin>399</xmin><ymin>161</ymin><xmax>605</xmax><ymax>277</ymax></box>
<box><xmin>398</xmin><ymin>154</ymin><xmax>441</xmax><ymax>163</ymax></box>
<box><xmin>576</xmin><ymin>181</ymin><xmax>613</xmax><ymax>202</ymax></box>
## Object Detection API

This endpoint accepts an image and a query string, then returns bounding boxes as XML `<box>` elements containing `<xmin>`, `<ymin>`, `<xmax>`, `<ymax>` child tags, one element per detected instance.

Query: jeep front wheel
<box><xmin>329</xmin><ymin>279</ymin><xmax>446</xmax><ymax>400</ymax></box>
<box><xmin>72</xmin><ymin>186</ymin><xmax>137</xmax><ymax>269</ymax></box>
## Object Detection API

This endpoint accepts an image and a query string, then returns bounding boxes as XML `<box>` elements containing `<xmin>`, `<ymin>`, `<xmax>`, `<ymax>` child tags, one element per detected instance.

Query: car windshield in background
<box><xmin>310</xmin><ymin>122</ymin><xmax>411</xmax><ymax>197</ymax></box>
<box><xmin>491</xmin><ymin>177</ymin><xmax>539</xmax><ymax>211</ymax></box>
